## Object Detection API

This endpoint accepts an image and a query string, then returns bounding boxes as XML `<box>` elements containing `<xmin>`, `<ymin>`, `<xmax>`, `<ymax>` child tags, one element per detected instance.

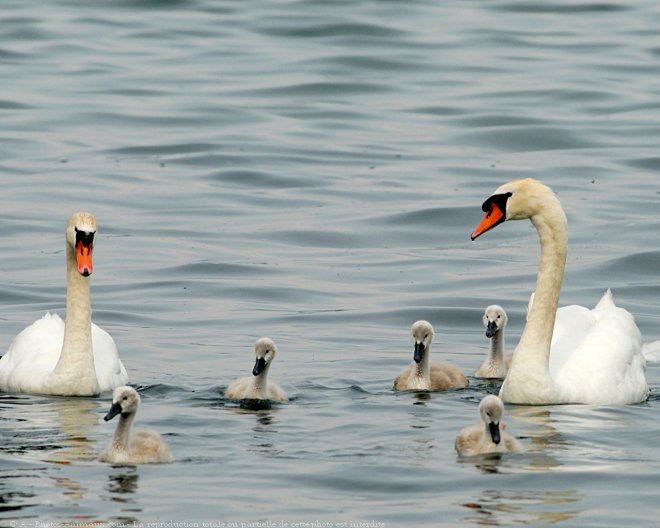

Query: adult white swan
<box><xmin>471</xmin><ymin>179</ymin><xmax>648</xmax><ymax>405</ymax></box>
<box><xmin>0</xmin><ymin>212</ymin><xmax>128</xmax><ymax>396</ymax></box>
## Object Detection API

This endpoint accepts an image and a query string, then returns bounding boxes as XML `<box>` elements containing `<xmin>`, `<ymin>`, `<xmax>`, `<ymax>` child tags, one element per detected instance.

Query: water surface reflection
<box><xmin>461</xmin><ymin>489</ymin><xmax>582</xmax><ymax>526</ymax></box>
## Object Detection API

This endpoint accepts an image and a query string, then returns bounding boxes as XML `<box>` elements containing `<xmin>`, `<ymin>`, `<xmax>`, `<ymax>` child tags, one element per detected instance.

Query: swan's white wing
<box><xmin>0</xmin><ymin>313</ymin><xmax>127</xmax><ymax>394</ymax></box>
<box><xmin>643</xmin><ymin>340</ymin><xmax>660</xmax><ymax>362</ymax></box>
<box><xmin>554</xmin><ymin>302</ymin><xmax>647</xmax><ymax>405</ymax></box>
<box><xmin>549</xmin><ymin>290</ymin><xmax>625</xmax><ymax>378</ymax></box>
<box><xmin>548</xmin><ymin>304</ymin><xmax>596</xmax><ymax>378</ymax></box>
<box><xmin>0</xmin><ymin>313</ymin><xmax>65</xmax><ymax>393</ymax></box>
<box><xmin>92</xmin><ymin>323</ymin><xmax>128</xmax><ymax>392</ymax></box>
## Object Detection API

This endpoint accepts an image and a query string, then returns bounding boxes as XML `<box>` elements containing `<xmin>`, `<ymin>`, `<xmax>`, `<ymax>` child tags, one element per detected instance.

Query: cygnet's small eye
<box><xmin>497</xmin><ymin>315</ymin><xmax>501</xmax><ymax>319</ymax></box>
<box><xmin>123</xmin><ymin>396</ymin><xmax>128</xmax><ymax>401</ymax></box>
<box><xmin>424</xmin><ymin>334</ymin><xmax>429</xmax><ymax>339</ymax></box>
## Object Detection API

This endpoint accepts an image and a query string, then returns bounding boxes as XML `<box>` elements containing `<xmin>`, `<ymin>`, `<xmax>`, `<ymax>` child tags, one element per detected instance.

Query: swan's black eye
<box><xmin>497</xmin><ymin>315</ymin><xmax>500</xmax><ymax>319</ymax></box>
<box><xmin>123</xmin><ymin>396</ymin><xmax>128</xmax><ymax>401</ymax></box>
<box><xmin>75</xmin><ymin>228</ymin><xmax>95</xmax><ymax>248</ymax></box>
<box><xmin>481</xmin><ymin>192</ymin><xmax>512</xmax><ymax>213</ymax></box>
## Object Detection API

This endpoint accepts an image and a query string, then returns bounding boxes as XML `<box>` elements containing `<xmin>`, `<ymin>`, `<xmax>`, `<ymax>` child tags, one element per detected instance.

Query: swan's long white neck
<box><xmin>500</xmin><ymin>196</ymin><xmax>568</xmax><ymax>403</ymax></box>
<box><xmin>48</xmin><ymin>242</ymin><xmax>99</xmax><ymax>395</ymax></box>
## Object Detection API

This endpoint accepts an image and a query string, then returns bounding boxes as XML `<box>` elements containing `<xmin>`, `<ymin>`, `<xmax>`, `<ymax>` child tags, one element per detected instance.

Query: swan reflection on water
<box><xmin>107</xmin><ymin>466</ymin><xmax>140</xmax><ymax>498</ymax></box>
<box><xmin>104</xmin><ymin>467</ymin><xmax>141</xmax><ymax>526</ymax></box>
<box><xmin>227</xmin><ymin>405</ymin><xmax>282</xmax><ymax>457</ymax></box>
<box><xmin>0</xmin><ymin>394</ymin><xmax>99</xmax><ymax>463</ymax></box>
<box><xmin>461</xmin><ymin>488</ymin><xmax>582</xmax><ymax>526</ymax></box>
<box><xmin>455</xmin><ymin>404</ymin><xmax>624</xmax><ymax>524</ymax></box>
<box><xmin>0</xmin><ymin>394</ymin><xmax>101</xmax><ymax>516</ymax></box>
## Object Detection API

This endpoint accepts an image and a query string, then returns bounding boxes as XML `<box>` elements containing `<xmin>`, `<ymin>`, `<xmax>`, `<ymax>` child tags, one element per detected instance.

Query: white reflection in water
<box><xmin>461</xmin><ymin>489</ymin><xmax>582</xmax><ymax>526</ymax></box>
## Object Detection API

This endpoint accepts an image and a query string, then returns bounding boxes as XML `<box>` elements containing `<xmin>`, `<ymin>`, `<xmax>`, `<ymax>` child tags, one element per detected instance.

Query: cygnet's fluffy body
<box><xmin>225</xmin><ymin>337</ymin><xmax>288</xmax><ymax>401</ymax></box>
<box><xmin>475</xmin><ymin>305</ymin><xmax>513</xmax><ymax>379</ymax></box>
<box><xmin>455</xmin><ymin>395</ymin><xmax>521</xmax><ymax>456</ymax></box>
<box><xmin>394</xmin><ymin>321</ymin><xmax>468</xmax><ymax>391</ymax></box>
<box><xmin>100</xmin><ymin>386</ymin><xmax>173</xmax><ymax>465</ymax></box>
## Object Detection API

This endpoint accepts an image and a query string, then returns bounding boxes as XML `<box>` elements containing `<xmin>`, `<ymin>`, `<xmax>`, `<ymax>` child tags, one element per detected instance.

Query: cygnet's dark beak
<box><xmin>413</xmin><ymin>342</ymin><xmax>425</xmax><ymax>364</ymax></box>
<box><xmin>104</xmin><ymin>402</ymin><xmax>122</xmax><ymax>422</ymax></box>
<box><xmin>252</xmin><ymin>357</ymin><xmax>267</xmax><ymax>376</ymax></box>
<box><xmin>488</xmin><ymin>422</ymin><xmax>501</xmax><ymax>444</ymax></box>
<box><xmin>486</xmin><ymin>320</ymin><xmax>498</xmax><ymax>338</ymax></box>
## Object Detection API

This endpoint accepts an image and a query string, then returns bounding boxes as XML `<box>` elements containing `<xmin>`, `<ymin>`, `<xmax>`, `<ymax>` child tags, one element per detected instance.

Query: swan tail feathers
<box><xmin>595</xmin><ymin>289</ymin><xmax>615</xmax><ymax>310</ymax></box>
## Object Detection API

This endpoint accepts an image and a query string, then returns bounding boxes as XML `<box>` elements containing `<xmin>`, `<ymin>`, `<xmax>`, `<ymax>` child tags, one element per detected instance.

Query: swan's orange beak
<box><xmin>471</xmin><ymin>202</ymin><xmax>505</xmax><ymax>240</ymax></box>
<box><xmin>76</xmin><ymin>240</ymin><xmax>93</xmax><ymax>276</ymax></box>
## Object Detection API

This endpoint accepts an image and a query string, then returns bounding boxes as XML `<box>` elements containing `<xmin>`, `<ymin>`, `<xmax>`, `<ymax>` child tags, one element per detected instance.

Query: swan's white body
<box><xmin>0</xmin><ymin>212</ymin><xmax>128</xmax><ymax>396</ymax></box>
<box><xmin>643</xmin><ymin>340</ymin><xmax>660</xmax><ymax>362</ymax></box>
<box><xmin>472</xmin><ymin>179</ymin><xmax>648</xmax><ymax>405</ymax></box>
<box><xmin>100</xmin><ymin>386</ymin><xmax>173</xmax><ymax>465</ymax></box>
<box><xmin>394</xmin><ymin>320</ymin><xmax>468</xmax><ymax>391</ymax></box>
<box><xmin>225</xmin><ymin>337</ymin><xmax>287</xmax><ymax>401</ymax></box>
<box><xmin>455</xmin><ymin>395</ymin><xmax>521</xmax><ymax>456</ymax></box>
<box><xmin>475</xmin><ymin>305</ymin><xmax>512</xmax><ymax>379</ymax></box>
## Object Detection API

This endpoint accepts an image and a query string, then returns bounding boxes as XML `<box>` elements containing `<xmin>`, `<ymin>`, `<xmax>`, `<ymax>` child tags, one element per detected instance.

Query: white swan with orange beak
<box><xmin>472</xmin><ymin>179</ymin><xmax>647</xmax><ymax>405</ymax></box>
<box><xmin>0</xmin><ymin>212</ymin><xmax>128</xmax><ymax>396</ymax></box>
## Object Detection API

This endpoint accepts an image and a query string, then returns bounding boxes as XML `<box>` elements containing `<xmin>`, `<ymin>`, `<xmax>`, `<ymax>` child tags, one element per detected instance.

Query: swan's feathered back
<box><xmin>551</xmin><ymin>291</ymin><xmax>646</xmax><ymax>404</ymax></box>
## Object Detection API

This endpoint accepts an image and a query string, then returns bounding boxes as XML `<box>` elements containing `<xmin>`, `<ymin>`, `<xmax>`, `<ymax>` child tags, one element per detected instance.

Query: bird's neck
<box><xmin>501</xmin><ymin>204</ymin><xmax>568</xmax><ymax>402</ymax></box>
<box><xmin>488</xmin><ymin>331</ymin><xmax>505</xmax><ymax>362</ymax></box>
<box><xmin>252</xmin><ymin>365</ymin><xmax>271</xmax><ymax>398</ymax></box>
<box><xmin>414</xmin><ymin>346</ymin><xmax>431</xmax><ymax>384</ymax></box>
<box><xmin>49</xmin><ymin>244</ymin><xmax>99</xmax><ymax>395</ymax></box>
<box><xmin>112</xmin><ymin>413</ymin><xmax>135</xmax><ymax>453</ymax></box>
